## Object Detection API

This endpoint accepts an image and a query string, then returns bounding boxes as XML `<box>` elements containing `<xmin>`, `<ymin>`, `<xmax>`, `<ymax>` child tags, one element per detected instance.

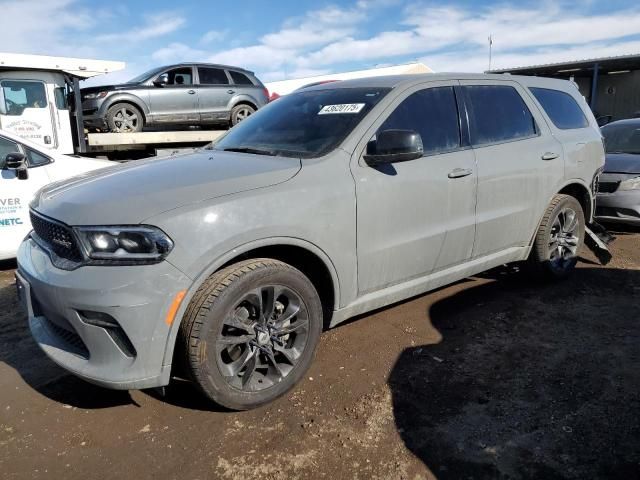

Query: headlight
<box><xmin>83</xmin><ymin>91</ymin><xmax>108</xmax><ymax>100</ymax></box>
<box><xmin>618</xmin><ymin>176</ymin><xmax>640</xmax><ymax>191</ymax></box>
<box><xmin>74</xmin><ymin>226</ymin><xmax>173</xmax><ymax>264</ymax></box>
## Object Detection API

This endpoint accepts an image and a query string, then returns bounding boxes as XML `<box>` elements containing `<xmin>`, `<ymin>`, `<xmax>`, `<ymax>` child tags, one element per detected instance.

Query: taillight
<box><xmin>263</xmin><ymin>87</ymin><xmax>269</xmax><ymax>100</ymax></box>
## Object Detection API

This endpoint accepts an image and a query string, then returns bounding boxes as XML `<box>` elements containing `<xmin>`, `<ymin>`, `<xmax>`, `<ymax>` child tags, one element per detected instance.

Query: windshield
<box><xmin>602</xmin><ymin>123</ymin><xmax>640</xmax><ymax>154</ymax></box>
<box><xmin>128</xmin><ymin>67</ymin><xmax>165</xmax><ymax>84</ymax></box>
<box><xmin>212</xmin><ymin>87</ymin><xmax>391</xmax><ymax>158</ymax></box>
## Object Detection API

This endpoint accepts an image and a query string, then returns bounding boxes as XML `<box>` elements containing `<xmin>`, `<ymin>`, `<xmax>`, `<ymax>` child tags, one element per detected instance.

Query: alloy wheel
<box><xmin>112</xmin><ymin>107</ymin><xmax>139</xmax><ymax>132</ymax></box>
<box><xmin>548</xmin><ymin>207</ymin><xmax>580</xmax><ymax>271</ymax></box>
<box><xmin>215</xmin><ymin>285</ymin><xmax>310</xmax><ymax>392</ymax></box>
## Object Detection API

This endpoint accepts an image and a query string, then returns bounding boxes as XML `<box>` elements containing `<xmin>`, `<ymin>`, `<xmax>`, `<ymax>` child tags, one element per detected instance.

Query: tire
<box><xmin>106</xmin><ymin>103</ymin><xmax>144</xmax><ymax>133</ymax></box>
<box><xmin>530</xmin><ymin>194</ymin><xmax>585</xmax><ymax>280</ymax></box>
<box><xmin>230</xmin><ymin>104</ymin><xmax>255</xmax><ymax>126</ymax></box>
<box><xmin>179</xmin><ymin>258</ymin><xmax>323</xmax><ymax>410</ymax></box>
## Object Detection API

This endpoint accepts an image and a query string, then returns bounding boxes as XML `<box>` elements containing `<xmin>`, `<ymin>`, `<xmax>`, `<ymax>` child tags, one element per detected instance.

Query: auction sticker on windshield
<box><xmin>318</xmin><ymin>103</ymin><xmax>365</xmax><ymax>114</ymax></box>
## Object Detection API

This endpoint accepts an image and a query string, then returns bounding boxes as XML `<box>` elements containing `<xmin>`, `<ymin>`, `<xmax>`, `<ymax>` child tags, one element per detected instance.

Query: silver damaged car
<box><xmin>17</xmin><ymin>74</ymin><xmax>604</xmax><ymax>410</ymax></box>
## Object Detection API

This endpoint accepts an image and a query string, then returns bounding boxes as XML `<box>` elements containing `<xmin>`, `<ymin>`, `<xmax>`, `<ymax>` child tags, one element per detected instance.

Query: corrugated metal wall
<box><xmin>594</xmin><ymin>70</ymin><xmax>640</xmax><ymax>120</ymax></box>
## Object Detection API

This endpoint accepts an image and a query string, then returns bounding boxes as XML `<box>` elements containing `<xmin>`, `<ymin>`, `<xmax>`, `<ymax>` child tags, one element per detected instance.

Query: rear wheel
<box><xmin>230</xmin><ymin>104</ymin><xmax>255</xmax><ymax>126</ymax></box>
<box><xmin>106</xmin><ymin>103</ymin><xmax>144</xmax><ymax>133</ymax></box>
<box><xmin>179</xmin><ymin>259</ymin><xmax>322</xmax><ymax>410</ymax></box>
<box><xmin>530</xmin><ymin>194</ymin><xmax>585</xmax><ymax>280</ymax></box>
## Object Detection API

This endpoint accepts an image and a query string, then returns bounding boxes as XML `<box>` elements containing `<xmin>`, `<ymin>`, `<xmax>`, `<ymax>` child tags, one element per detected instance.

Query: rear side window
<box><xmin>529</xmin><ymin>87</ymin><xmax>589</xmax><ymax>130</ymax></box>
<box><xmin>464</xmin><ymin>85</ymin><xmax>537</xmax><ymax>146</ymax></box>
<box><xmin>198</xmin><ymin>67</ymin><xmax>229</xmax><ymax>85</ymax></box>
<box><xmin>229</xmin><ymin>71</ymin><xmax>253</xmax><ymax>85</ymax></box>
<box><xmin>375</xmin><ymin>86</ymin><xmax>461</xmax><ymax>155</ymax></box>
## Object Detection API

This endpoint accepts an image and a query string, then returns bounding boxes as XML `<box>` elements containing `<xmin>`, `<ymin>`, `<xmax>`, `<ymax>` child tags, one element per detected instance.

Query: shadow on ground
<box><xmin>389</xmin><ymin>266</ymin><xmax>640</xmax><ymax>479</ymax></box>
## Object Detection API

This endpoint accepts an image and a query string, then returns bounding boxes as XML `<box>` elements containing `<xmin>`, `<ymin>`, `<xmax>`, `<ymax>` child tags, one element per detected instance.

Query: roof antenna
<box><xmin>488</xmin><ymin>34</ymin><xmax>493</xmax><ymax>72</ymax></box>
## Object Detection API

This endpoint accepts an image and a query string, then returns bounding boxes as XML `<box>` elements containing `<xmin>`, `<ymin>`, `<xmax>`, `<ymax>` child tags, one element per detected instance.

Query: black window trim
<box><xmin>528</xmin><ymin>86</ymin><xmax>589</xmax><ymax>131</ymax></box>
<box><xmin>461</xmin><ymin>83</ymin><xmax>541</xmax><ymax>149</ymax></box>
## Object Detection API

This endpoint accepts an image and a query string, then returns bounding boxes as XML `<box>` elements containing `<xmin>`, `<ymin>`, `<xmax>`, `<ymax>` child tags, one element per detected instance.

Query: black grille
<box><xmin>30</xmin><ymin>211</ymin><xmax>83</xmax><ymax>262</ymax></box>
<box><xmin>598</xmin><ymin>181</ymin><xmax>619</xmax><ymax>194</ymax></box>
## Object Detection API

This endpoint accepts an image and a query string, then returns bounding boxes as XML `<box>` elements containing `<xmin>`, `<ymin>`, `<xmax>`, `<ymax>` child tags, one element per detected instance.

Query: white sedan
<box><xmin>0</xmin><ymin>129</ymin><xmax>112</xmax><ymax>260</ymax></box>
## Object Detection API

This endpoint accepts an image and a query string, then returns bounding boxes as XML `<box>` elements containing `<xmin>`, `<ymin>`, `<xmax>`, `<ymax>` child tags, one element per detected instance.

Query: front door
<box><xmin>0</xmin><ymin>134</ymin><xmax>51</xmax><ymax>259</ymax></box>
<box><xmin>353</xmin><ymin>82</ymin><xmax>477</xmax><ymax>294</ymax></box>
<box><xmin>147</xmin><ymin>66</ymin><xmax>200</xmax><ymax>124</ymax></box>
<box><xmin>458</xmin><ymin>81</ymin><xmax>564</xmax><ymax>258</ymax></box>
<box><xmin>0</xmin><ymin>79</ymin><xmax>56</xmax><ymax>149</ymax></box>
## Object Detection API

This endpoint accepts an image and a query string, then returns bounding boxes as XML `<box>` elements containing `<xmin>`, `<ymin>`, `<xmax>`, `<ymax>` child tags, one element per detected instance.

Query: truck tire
<box><xmin>179</xmin><ymin>258</ymin><xmax>323</xmax><ymax>410</ymax></box>
<box><xmin>230</xmin><ymin>104</ymin><xmax>255</xmax><ymax>126</ymax></box>
<box><xmin>106</xmin><ymin>103</ymin><xmax>144</xmax><ymax>133</ymax></box>
<box><xmin>530</xmin><ymin>194</ymin><xmax>585</xmax><ymax>280</ymax></box>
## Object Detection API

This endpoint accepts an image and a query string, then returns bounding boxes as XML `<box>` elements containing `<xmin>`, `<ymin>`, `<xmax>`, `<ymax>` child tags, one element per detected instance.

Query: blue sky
<box><xmin>3</xmin><ymin>0</ymin><xmax>640</xmax><ymax>86</ymax></box>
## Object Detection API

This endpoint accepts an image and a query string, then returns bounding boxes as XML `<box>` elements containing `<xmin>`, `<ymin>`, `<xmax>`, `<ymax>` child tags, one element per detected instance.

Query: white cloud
<box><xmin>200</xmin><ymin>30</ymin><xmax>228</xmax><ymax>45</ymax></box>
<box><xmin>96</xmin><ymin>12</ymin><xmax>186</xmax><ymax>43</ymax></box>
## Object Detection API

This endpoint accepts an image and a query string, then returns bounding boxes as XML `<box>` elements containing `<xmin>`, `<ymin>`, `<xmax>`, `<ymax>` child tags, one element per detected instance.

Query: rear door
<box><xmin>0</xmin><ymin>79</ymin><xmax>55</xmax><ymax>149</ymax></box>
<box><xmin>353</xmin><ymin>81</ymin><xmax>477</xmax><ymax>294</ymax></box>
<box><xmin>196</xmin><ymin>66</ymin><xmax>233</xmax><ymax>123</ymax></box>
<box><xmin>0</xmin><ymin>134</ymin><xmax>52</xmax><ymax>259</ymax></box>
<box><xmin>459</xmin><ymin>80</ymin><xmax>564</xmax><ymax>258</ymax></box>
<box><xmin>147</xmin><ymin>66</ymin><xmax>200</xmax><ymax>124</ymax></box>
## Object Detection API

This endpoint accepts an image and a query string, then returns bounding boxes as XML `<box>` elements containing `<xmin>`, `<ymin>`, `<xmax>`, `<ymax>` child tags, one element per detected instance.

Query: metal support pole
<box><xmin>590</xmin><ymin>62</ymin><xmax>599</xmax><ymax>111</ymax></box>
<box><xmin>72</xmin><ymin>77</ymin><xmax>87</xmax><ymax>154</ymax></box>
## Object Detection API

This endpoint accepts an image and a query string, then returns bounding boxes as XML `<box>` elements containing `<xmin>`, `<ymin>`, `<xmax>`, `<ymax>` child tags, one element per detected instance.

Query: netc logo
<box><xmin>0</xmin><ymin>218</ymin><xmax>24</xmax><ymax>226</ymax></box>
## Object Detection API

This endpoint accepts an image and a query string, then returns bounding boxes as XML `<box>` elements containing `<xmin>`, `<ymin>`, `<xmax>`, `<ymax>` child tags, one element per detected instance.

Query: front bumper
<box><xmin>81</xmin><ymin>98</ymin><xmax>107</xmax><ymax>130</ymax></box>
<box><xmin>17</xmin><ymin>238</ymin><xmax>192</xmax><ymax>389</ymax></box>
<box><xmin>596</xmin><ymin>190</ymin><xmax>640</xmax><ymax>225</ymax></box>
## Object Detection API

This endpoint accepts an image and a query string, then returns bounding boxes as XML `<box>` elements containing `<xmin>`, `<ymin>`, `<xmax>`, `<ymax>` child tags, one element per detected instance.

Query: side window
<box><xmin>373</xmin><ymin>86</ymin><xmax>461</xmax><ymax>156</ymax></box>
<box><xmin>529</xmin><ymin>87</ymin><xmax>589</xmax><ymax>130</ymax></box>
<box><xmin>25</xmin><ymin>147</ymin><xmax>51</xmax><ymax>167</ymax></box>
<box><xmin>161</xmin><ymin>67</ymin><xmax>193</xmax><ymax>86</ymax></box>
<box><xmin>229</xmin><ymin>71</ymin><xmax>253</xmax><ymax>85</ymax></box>
<box><xmin>0</xmin><ymin>136</ymin><xmax>20</xmax><ymax>168</ymax></box>
<box><xmin>464</xmin><ymin>85</ymin><xmax>537</xmax><ymax>146</ymax></box>
<box><xmin>1</xmin><ymin>80</ymin><xmax>48</xmax><ymax>115</ymax></box>
<box><xmin>54</xmin><ymin>87</ymin><xmax>68</xmax><ymax>110</ymax></box>
<box><xmin>198</xmin><ymin>67</ymin><xmax>229</xmax><ymax>85</ymax></box>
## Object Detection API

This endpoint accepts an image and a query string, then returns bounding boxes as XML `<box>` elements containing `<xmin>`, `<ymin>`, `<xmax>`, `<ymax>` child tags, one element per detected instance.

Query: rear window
<box><xmin>198</xmin><ymin>67</ymin><xmax>229</xmax><ymax>85</ymax></box>
<box><xmin>229</xmin><ymin>71</ymin><xmax>253</xmax><ymax>85</ymax></box>
<box><xmin>529</xmin><ymin>87</ymin><xmax>589</xmax><ymax>130</ymax></box>
<box><xmin>464</xmin><ymin>85</ymin><xmax>537</xmax><ymax>146</ymax></box>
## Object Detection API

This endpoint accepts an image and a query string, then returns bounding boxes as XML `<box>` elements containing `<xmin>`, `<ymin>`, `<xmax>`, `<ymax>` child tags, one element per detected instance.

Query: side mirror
<box><xmin>4</xmin><ymin>152</ymin><xmax>29</xmax><ymax>180</ymax></box>
<box><xmin>363</xmin><ymin>129</ymin><xmax>424</xmax><ymax>166</ymax></box>
<box><xmin>153</xmin><ymin>74</ymin><xmax>169</xmax><ymax>87</ymax></box>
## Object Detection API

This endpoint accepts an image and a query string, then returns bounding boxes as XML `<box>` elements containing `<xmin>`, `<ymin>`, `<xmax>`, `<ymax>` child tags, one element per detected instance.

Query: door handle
<box><xmin>187</xmin><ymin>90</ymin><xmax>196</xmax><ymax>94</ymax></box>
<box><xmin>227</xmin><ymin>89</ymin><xmax>235</xmax><ymax>94</ymax></box>
<box><xmin>541</xmin><ymin>152</ymin><xmax>559</xmax><ymax>161</ymax></box>
<box><xmin>448</xmin><ymin>168</ymin><xmax>473</xmax><ymax>179</ymax></box>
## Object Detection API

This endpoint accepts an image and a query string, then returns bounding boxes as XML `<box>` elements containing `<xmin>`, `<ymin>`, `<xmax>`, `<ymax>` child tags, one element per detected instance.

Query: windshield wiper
<box><xmin>223</xmin><ymin>147</ymin><xmax>277</xmax><ymax>156</ymax></box>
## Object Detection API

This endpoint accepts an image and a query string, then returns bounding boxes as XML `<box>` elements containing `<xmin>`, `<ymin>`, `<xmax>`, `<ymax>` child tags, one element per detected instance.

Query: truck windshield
<box><xmin>212</xmin><ymin>87</ymin><xmax>391</xmax><ymax>158</ymax></box>
<box><xmin>602</xmin><ymin>123</ymin><xmax>640</xmax><ymax>154</ymax></box>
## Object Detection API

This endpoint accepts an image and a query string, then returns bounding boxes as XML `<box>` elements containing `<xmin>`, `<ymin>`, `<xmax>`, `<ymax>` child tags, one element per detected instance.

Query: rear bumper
<box><xmin>17</xmin><ymin>238</ymin><xmax>192</xmax><ymax>389</ymax></box>
<box><xmin>595</xmin><ymin>190</ymin><xmax>640</xmax><ymax>225</ymax></box>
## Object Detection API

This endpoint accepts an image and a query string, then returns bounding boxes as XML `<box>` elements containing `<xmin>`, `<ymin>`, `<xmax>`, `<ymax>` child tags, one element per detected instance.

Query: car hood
<box><xmin>604</xmin><ymin>152</ymin><xmax>640</xmax><ymax>174</ymax></box>
<box><xmin>32</xmin><ymin>150</ymin><xmax>301</xmax><ymax>225</ymax></box>
<box><xmin>81</xmin><ymin>84</ymin><xmax>139</xmax><ymax>96</ymax></box>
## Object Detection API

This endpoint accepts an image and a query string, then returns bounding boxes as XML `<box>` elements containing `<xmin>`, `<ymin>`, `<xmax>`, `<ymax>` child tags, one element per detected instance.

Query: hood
<box><xmin>604</xmin><ymin>152</ymin><xmax>640</xmax><ymax>174</ymax></box>
<box><xmin>32</xmin><ymin>151</ymin><xmax>301</xmax><ymax>225</ymax></box>
<box><xmin>81</xmin><ymin>83</ymin><xmax>139</xmax><ymax>96</ymax></box>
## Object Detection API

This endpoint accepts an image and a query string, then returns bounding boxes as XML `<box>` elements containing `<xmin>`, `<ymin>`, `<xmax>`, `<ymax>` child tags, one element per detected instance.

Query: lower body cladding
<box><xmin>16</xmin><ymin>238</ymin><xmax>192</xmax><ymax>389</ymax></box>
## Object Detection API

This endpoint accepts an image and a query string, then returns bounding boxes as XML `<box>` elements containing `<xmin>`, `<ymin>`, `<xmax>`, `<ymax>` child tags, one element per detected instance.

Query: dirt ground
<box><xmin>0</xmin><ymin>227</ymin><xmax>638</xmax><ymax>480</ymax></box>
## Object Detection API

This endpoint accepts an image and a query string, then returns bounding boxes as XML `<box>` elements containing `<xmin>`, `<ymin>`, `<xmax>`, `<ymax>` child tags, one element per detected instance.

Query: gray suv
<box><xmin>18</xmin><ymin>74</ymin><xmax>604</xmax><ymax>410</ymax></box>
<box><xmin>81</xmin><ymin>63</ymin><xmax>269</xmax><ymax>132</ymax></box>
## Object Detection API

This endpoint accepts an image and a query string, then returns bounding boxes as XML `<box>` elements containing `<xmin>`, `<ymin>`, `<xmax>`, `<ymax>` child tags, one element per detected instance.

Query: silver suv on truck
<box><xmin>17</xmin><ymin>74</ymin><xmax>604</xmax><ymax>410</ymax></box>
<box><xmin>81</xmin><ymin>63</ymin><xmax>269</xmax><ymax>132</ymax></box>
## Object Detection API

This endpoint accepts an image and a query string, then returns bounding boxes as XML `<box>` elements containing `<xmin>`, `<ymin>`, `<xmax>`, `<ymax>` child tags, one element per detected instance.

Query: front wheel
<box><xmin>530</xmin><ymin>194</ymin><xmax>585</xmax><ymax>280</ymax></box>
<box><xmin>106</xmin><ymin>103</ymin><xmax>144</xmax><ymax>133</ymax></box>
<box><xmin>179</xmin><ymin>259</ymin><xmax>323</xmax><ymax>410</ymax></box>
